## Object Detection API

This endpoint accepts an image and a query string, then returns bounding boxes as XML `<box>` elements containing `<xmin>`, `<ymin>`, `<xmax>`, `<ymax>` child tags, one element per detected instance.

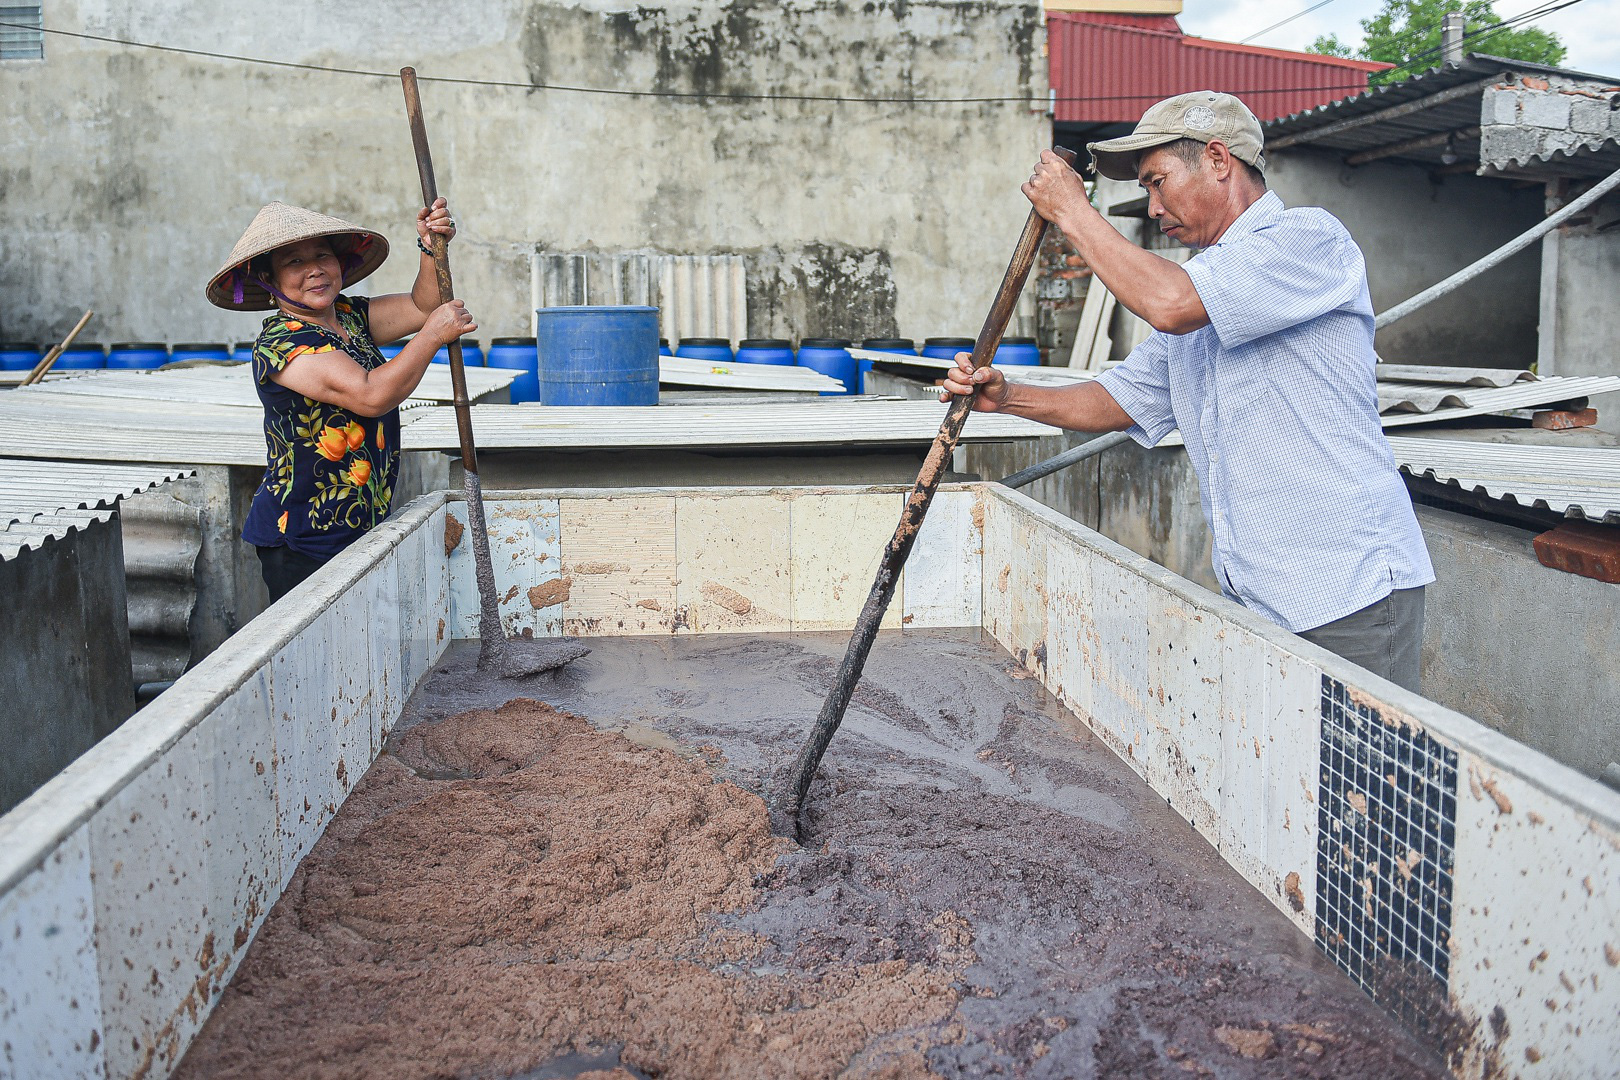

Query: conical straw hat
<box><xmin>206</xmin><ymin>201</ymin><xmax>390</xmax><ymax>311</ymax></box>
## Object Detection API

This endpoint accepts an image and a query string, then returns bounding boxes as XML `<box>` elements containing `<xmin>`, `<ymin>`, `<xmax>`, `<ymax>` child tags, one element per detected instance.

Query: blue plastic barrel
<box><xmin>676</xmin><ymin>337</ymin><xmax>733</xmax><ymax>363</ymax></box>
<box><xmin>487</xmin><ymin>336</ymin><xmax>539</xmax><ymax>404</ymax></box>
<box><xmin>169</xmin><ymin>342</ymin><xmax>230</xmax><ymax>364</ymax></box>
<box><xmin>858</xmin><ymin>338</ymin><xmax>917</xmax><ymax>394</ymax></box>
<box><xmin>921</xmin><ymin>337</ymin><xmax>976</xmax><ymax>361</ymax></box>
<box><xmin>231</xmin><ymin>342</ymin><xmax>256</xmax><ymax>364</ymax></box>
<box><xmin>659</xmin><ymin>338</ymin><xmax>673</xmax><ymax>357</ymax></box>
<box><xmin>537</xmin><ymin>306</ymin><xmax>659</xmax><ymax>406</ymax></box>
<box><xmin>0</xmin><ymin>343</ymin><xmax>40</xmax><ymax>371</ymax></box>
<box><xmin>431</xmin><ymin>338</ymin><xmax>484</xmax><ymax>366</ymax></box>
<box><xmin>54</xmin><ymin>343</ymin><xmax>106</xmax><ymax>370</ymax></box>
<box><xmin>995</xmin><ymin>336</ymin><xmax>1041</xmax><ymax>366</ymax></box>
<box><xmin>107</xmin><ymin>343</ymin><xmax>170</xmax><ymax>369</ymax></box>
<box><xmin>736</xmin><ymin>338</ymin><xmax>795</xmax><ymax>366</ymax></box>
<box><xmin>796</xmin><ymin>338</ymin><xmax>856</xmax><ymax>396</ymax></box>
<box><xmin>379</xmin><ymin>341</ymin><xmax>406</xmax><ymax>360</ymax></box>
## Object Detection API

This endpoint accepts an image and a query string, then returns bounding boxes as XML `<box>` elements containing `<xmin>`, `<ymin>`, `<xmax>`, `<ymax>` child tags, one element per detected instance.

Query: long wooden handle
<box><xmin>23</xmin><ymin>310</ymin><xmax>93</xmax><ymax>387</ymax></box>
<box><xmin>780</xmin><ymin>148</ymin><xmax>1079</xmax><ymax>833</ymax></box>
<box><xmin>400</xmin><ymin>66</ymin><xmax>478</xmax><ymax>476</ymax></box>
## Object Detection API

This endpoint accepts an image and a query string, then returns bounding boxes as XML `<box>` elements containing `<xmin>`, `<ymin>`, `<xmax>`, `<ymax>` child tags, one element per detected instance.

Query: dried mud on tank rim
<box><xmin>178</xmin><ymin>630</ymin><xmax>1449</xmax><ymax>1079</ymax></box>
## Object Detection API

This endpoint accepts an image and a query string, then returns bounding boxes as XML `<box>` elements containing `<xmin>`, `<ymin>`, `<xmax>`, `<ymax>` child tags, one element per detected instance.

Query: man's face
<box><xmin>1136</xmin><ymin>144</ymin><xmax>1223</xmax><ymax>249</ymax></box>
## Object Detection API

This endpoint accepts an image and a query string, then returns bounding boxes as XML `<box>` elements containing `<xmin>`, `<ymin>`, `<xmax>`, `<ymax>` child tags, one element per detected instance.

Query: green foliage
<box><xmin>1308</xmin><ymin>0</ymin><xmax>1566</xmax><ymax>83</ymax></box>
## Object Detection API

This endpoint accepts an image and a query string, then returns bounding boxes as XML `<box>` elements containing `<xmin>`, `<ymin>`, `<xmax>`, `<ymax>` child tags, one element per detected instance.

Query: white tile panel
<box><xmin>903</xmin><ymin>488</ymin><xmax>983</xmax><ymax>628</ymax></box>
<box><xmin>558</xmin><ymin>495</ymin><xmax>679</xmax><ymax>635</ymax></box>
<box><xmin>0</xmin><ymin>827</ymin><xmax>104</xmax><ymax>1079</ymax></box>
<box><xmin>90</xmin><ymin>674</ymin><xmax>279</xmax><ymax>1080</ymax></box>
<box><xmin>675</xmin><ymin>493</ymin><xmax>792</xmax><ymax>633</ymax></box>
<box><xmin>787</xmin><ymin>492</ymin><xmax>903</xmax><ymax>631</ymax></box>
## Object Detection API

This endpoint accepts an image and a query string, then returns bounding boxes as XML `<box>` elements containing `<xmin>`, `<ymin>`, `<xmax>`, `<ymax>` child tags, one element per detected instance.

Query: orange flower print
<box><xmin>316</xmin><ymin>425</ymin><xmax>348</xmax><ymax>461</ymax></box>
<box><xmin>277</xmin><ymin>510</ymin><xmax>289</xmax><ymax>533</ymax></box>
<box><xmin>285</xmin><ymin>320</ymin><xmax>304</xmax><ymax>331</ymax></box>
<box><xmin>376</xmin><ymin>426</ymin><xmax>386</xmax><ymax>451</ymax></box>
<box><xmin>346</xmin><ymin>459</ymin><xmax>372</xmax><ymax>487</ymax></box>
<box><xmin>344</xmin><ymin>421</ymin><xmax>365</xmax><ymax>450</ymax></box>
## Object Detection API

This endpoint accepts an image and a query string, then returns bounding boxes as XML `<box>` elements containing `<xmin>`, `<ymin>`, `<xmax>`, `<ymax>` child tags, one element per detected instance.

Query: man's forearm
<box><xmin>1056</xmin><ymin>207</ymin><xmax>1208</xmax><ymax>335</ymax></box>
<box><xmin>999</xmin><ymin>379</ymin><xmax>1134</xmax><ymax>433</ymax></box>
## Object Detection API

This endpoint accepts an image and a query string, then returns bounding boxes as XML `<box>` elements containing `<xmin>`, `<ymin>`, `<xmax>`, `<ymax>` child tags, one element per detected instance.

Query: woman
<box><xmin>206</xmin><ymin>198</ymin><xmax>476</xmax><ymax>602</ymax></box>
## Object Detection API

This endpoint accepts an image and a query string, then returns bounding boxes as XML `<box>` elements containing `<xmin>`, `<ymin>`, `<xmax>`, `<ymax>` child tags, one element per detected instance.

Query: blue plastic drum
<box><xmin>431</xmin><ymin>339</ymin><xmax>484</xmax><ymax>366</ymax></box>
<box><xmin>736</xmin><ymin>338</ymin><xmax>795</xmax><ymax>366</ymax></box>
<box><xmin>995</xmin><ymin>337</ymin><xmax>1041</xmax><ymax>366</ymax></box>
<box><xmin>231</xmin><ymin>342</ymin><xmax>256</xmax><ymax>364</ymax></box>
<box><xmin>537</xmin><ymin>306</ymin><xmax>659</xmax><ymax>406</ymax></box>
<box><xmin>168</xmin><ymin>343</ymin><xmax>230</xmax><ymax>364</ymax></box>
<box><xmin>858</xmin><ymin>338</ymin><xmax>917</xmax><ymax>393</ymax></box>
<box><xmin>0</xmin><ymin>343</ymin><xmax>40</xmax><ymax>372</ymax></box>
<box><xmin>54</xmin><ymin>343</ymin><xmax>106</xmax><ymax>370</ymax></box>
<box><xmin>487</xmin><ymin>337</ymin><xmax>539</xmax><ymax>403</ymax></box>
<box><xmin>676</xmin><ymin>338</ymin><xmax>734</xmax><ymax>363</ymax></box>
<box><xmin>659</xmin><ymin>338</ymin><xmax>674</xmax><ymax>357</ymax></box>
<box><xmin>921</xmin><ymin>337</ymin><xmax>976</xmax><ymax>361</ymax></box>
<box><xmin>796</xmin><ymin>338</ymin><xmax>856</xmax><ymax>396</ymax></box>
<box><xmin>107</xmin><ymin>343</ymin><xmax>170</xmax><ymax>369</ymax></box>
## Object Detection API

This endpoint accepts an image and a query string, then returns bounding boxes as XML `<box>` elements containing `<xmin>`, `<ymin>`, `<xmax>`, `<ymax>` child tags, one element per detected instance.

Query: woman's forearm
<box><xmin>411</xmin><ymin>251</ymin><xmax>441</xmax><ymax>315</ymax></box>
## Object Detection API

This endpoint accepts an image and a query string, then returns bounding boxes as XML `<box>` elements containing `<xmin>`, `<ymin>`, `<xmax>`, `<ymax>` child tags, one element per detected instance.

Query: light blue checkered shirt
<box><xmin>1097</xmin><ymin>191</ymin><xmax>1434</xmax><ymax>633</ymax></box>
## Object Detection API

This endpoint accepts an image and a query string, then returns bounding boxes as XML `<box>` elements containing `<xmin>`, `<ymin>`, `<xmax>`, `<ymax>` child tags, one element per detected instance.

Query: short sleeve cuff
<box><xmin>1096</xmin><ymin>368</ymin><xmax>1177</xmax><ymax>447</ymax></box>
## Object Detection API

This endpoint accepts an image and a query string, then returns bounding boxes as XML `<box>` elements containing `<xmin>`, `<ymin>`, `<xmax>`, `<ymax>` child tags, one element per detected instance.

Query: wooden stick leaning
<box><xmin>22</xmin><ymin>310</ymin><xmax>93</xmax><ymax>387</ymax></box>
<box><xmin>776</xmin><ymin>147</ymin><xmax>1080</xmax><ymax>838</ymax></box>
<box><xmin>400</xmin><ymin>67</ymin><xmax>586</xmax><ymax>678</ymax></box>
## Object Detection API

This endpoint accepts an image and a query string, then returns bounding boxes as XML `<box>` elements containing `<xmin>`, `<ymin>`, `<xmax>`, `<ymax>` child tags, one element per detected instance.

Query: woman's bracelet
<box><xmin>417</xmin><ymin>237</ymin><xmax>433</xmax><ymax>256</ymax></box>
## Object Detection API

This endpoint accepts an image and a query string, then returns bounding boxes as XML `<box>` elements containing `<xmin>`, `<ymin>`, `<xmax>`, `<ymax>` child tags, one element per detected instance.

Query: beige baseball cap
<box><xmin>1087</xmin><ymin>91</ymin><xmax>1266</xmax><ymax>181</ymax></box>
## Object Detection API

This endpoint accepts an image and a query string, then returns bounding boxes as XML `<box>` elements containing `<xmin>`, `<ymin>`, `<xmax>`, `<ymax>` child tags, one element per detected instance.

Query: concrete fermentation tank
<box><xmin>536</xmin><ymin>306</ymin><xmax>659</xmax><ymax>406</ymax></box>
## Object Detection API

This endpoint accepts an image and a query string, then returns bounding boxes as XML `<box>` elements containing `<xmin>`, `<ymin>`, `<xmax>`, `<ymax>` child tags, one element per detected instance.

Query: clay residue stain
<box><xmin>701</xmin><ymin>581</ymin><xmax>752</xmax><ymax>616</ymax></box>
<box><xmin>1284</xmin><ymin>871</ymin><xmax>1305</xmax><ymax>912</ymax></box>
<box><xmin>529</xmin><ymin>576</ymin><xmax>573</xmax><ymax>609</ymax></box>
<box><xmin>996</xmin><ymin>565</ymin><xmax>1010</xmax><ymax>594</ymax></box>
<box><xmin>970</xmin><ymin>499</ymin><xmax>985</xmax><ymax>533</ymax></box>
<box><xmin>436</xmin><ymin>617</ymin><xmax>445</xmax><ymax>644</ymax></box>
<box><xmin>444</xmin><ymin>512</ymin><xmax>464</xmax><ymax>555</ymax></box>
<box><xmin>1215</xmin><ymin>1025</ymin><xmax>1277</xmax><ymax>1059</ymax></box>
<box><xmin>502</xmin><ymin>584</ymin><xmax>520</xmax><ymax>604</ymax></box>
<box><xmin>574</xmin><ymin>561</ymin><xmax>630</xmax><ymax>575</ymax></box>
<box><xmin>636</xmin><ymin>598</ymin><xmax>662</xmax><ymax>611</ymax></box>
<box><xmin>177</xmin><ymin>699</ymin><xmax>967</xmax><ymax>1080</ymax></box>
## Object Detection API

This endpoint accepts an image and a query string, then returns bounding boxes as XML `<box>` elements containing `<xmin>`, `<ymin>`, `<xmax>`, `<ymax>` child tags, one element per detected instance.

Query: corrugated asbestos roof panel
<box><xmin>0</xmin><ymin>509</ymin><xmax>115</xmax><ymax>562</ymax></box>
<box><xmin>0</xmin><ymin>459</ymin><xmax>194</xmax><ymax>527</ymax></box>
<box><xmin>1049</xmin><ymin>12</ymin><xmax>1385</xmax><ymax>125</ymax></box>
<box><xmin>400</xmin><ymin>401</ymin><xmax>1051</xmax><ymax>452</ymax></box>
<box><xmin>18</xmin><ymin>365</ymin><xmax>514</xmax><ymax>408</ymax></box>
<box><xmin>658</xmin><ymin>357</ymin><xmax>845</xmax><ymax>393</ymax></box>
<box><xmin>1388</xmin><ymin>437</ymin><xmax>1620</xmax><ymax>523</ymax></box>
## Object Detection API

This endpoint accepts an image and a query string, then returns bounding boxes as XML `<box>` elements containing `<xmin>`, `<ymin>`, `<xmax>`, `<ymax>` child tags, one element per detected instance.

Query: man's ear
<box><xmin>1205</xmin><ymin>140</ymin><xmax>1235</xmax><ymax>181</ymax></box>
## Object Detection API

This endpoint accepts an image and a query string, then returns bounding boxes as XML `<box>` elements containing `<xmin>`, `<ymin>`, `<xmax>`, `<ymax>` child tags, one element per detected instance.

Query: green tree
<box><xmin>1310</xmin><ymin>0</ymin><xmax>1565</xmax><ymax>84</ymax></box>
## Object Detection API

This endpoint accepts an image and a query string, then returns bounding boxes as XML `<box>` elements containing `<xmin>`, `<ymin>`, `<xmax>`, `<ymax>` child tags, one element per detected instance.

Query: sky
<box><xmin>1176</xmin><ymin>0</ymin><xmax>1620</xmax><ymax>78</ymax></box>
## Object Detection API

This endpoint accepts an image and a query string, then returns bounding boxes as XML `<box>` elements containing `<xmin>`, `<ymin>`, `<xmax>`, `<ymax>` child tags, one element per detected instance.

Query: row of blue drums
<box><xmin>0</xmin><ymin>342</ymin><xmax>241</xmax><ymax>370</ymax></box>
<box><xmin>666</xmin><ymin>334</ymin><xmax>1041</xmax><ymax>398</ymax></box>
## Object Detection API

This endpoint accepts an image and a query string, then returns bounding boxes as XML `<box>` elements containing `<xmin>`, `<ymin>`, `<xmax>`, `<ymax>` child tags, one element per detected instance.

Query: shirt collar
<box><xmin>1209</xmin><ymin>190</ymin><xmax>1283</xmax><ymax>248</ymax></box>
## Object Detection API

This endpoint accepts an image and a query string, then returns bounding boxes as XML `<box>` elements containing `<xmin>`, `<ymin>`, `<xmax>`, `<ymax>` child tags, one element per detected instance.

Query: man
<box><xmin>943</xmin><ymin>91</ymin><xmax>1434</xmax><ymax>692</ymax></box>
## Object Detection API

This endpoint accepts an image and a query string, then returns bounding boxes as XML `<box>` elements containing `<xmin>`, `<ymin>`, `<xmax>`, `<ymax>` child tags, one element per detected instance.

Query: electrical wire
<box><xmin>1240</xmin><ymin>0</ymin><xmax>1342</xmax><ymax>45</ymax></box>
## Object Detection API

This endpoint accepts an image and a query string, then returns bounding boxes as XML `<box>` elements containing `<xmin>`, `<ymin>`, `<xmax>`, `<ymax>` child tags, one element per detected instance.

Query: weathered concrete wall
<box><xmin>0</xmin><ymin>516</ymin><xmax>136</xmax><ymax>813</ymax></box>
<box><xmin>1096</xmin><ymin>150</ymin><xmax>1544</xmax><ymax>369</ymax></box>
<box><xmin>0</xmin><ymin>0</ymin><xmax>1048</xmax><ymax>348</ymax></box>
<box><xmin>1537</xmin><ymin>189</ymin><xmax>1620</xmax><ymax>426</ymax></box>
<box><xmin>1417</xmin><ymin>504</ymin><xmax>1620</xmax><ymax>780</ymax></box>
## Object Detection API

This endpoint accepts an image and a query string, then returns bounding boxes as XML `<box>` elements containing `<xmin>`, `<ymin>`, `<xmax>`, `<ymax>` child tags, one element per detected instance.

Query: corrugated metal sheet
<box><xmin>1375</xmin><ymin>364</ymin><xmax>1531</xmax><ymax>387</ymax></box>
<box><xmin>0</xmin><ymin>509</ymin><xmax>114</xmax><ymax>561</ymax></box>
<box><xmin>18</xmin><ymin>365</ymin><xmax>514</xmax><ymax>408</ymax></box>
<box><xmin>400</xmin><ymin>401</ymin><xmax>1051</xmax><ymax>451</ymax></box>
<box><xmin>0</xmin><ymin>459</ymin><xmax>194</xmax><ymax>527</ymax></box>
<box><xmin>1380</xmin><ymin>375</ymin><xmax>1620</xmax><ymax>426</ymax></box>
<box><xmin>1049</xmin><ymin>11</ymin><xmax>1388</xmax><ymax>125</ymax></box>
<box><xmin>659</xmin><ymin>356</ymin><xmax>844</xmax><ymax>393</ymax></box>
<box><xmin>1389</xmin><ymin>436</ymin><xmax>1620</xmax><ymax>523</ymax></box>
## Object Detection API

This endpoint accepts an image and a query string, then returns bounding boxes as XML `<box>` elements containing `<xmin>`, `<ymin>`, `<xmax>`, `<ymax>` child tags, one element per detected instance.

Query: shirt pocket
<box><xmin>1215</xmin><ymin>343</ymin><xmax>1277</xmax><ymax>413</ymax></box>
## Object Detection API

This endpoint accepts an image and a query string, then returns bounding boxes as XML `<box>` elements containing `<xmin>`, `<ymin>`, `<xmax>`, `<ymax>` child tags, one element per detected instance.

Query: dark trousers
<box><xmin>256</xmin><ymin>545</ymin><xmax>329</xmax><ymax>605</ymax></box>
<box><xmin>1298</xmin><ymin>586</ymin><xmax>1426</xmax><ymax>694</ymax></box>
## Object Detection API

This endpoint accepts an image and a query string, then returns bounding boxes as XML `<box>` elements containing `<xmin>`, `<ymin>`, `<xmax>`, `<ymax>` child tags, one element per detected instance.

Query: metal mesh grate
<box><xmin>0</xmin><ymin>5</ymin><xmax>42</xmax><ymax>60</ymax></box>
<box><xmin>1315</xmin><ymin>675</ymin><xmax>1458</xmax><ymax>1027</ymax></box>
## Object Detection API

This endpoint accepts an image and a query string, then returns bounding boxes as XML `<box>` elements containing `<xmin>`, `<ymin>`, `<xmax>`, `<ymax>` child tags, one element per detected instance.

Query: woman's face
<box><xmin>267</xmin><ymin>238</ymin><xmax>344</xmax><ymax>313</ymax></box>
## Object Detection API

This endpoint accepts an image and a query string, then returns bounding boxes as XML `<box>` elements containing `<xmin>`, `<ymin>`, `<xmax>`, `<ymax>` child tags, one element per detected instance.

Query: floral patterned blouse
<box><xmin>241</xmin><ymin>295</ymin><xmax>402</xmax><ymax>560</ymax></box>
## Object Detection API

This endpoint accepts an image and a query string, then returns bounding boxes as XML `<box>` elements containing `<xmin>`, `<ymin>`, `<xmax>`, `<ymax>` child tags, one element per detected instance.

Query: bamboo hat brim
<box><xmin>206</xmin><ymin>201</ymin><xmax>390</xmax><ymax>311</ymax></box>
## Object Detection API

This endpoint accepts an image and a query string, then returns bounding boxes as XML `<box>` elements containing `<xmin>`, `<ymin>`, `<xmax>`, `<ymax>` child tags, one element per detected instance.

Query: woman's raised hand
<box><xmin>424</xmin><ymin>299</ymin><xmax>477</xmax><ymax>346</ymax></box>
<box><xmin>416</xmin><ymin>197</ymin><xmax>457</xmax><ymax>245</ymax></box>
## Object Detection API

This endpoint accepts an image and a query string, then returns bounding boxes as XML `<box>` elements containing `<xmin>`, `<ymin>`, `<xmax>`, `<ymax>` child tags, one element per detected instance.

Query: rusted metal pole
<box><xmin>778</xmin><ymin>148</ymin><xmax>1080</xmax><ymax>837</ymax></box>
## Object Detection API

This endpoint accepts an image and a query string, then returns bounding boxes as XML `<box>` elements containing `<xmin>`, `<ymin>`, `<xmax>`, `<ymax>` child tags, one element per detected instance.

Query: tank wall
<box><xmin>980</xmin><ymin>485</ymin><xmax>1620</xmax><ymax>1078</ymax></box>
<box><xmin>0</xmin><ymin>493</ymin><xmax>450</xmax><ymax>1080</ymax></box>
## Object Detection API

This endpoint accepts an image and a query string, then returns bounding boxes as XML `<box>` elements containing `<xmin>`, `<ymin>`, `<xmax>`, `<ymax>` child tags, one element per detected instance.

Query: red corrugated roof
<box><xmin>1050</xmin><ymin>12</ymin><xmax>1393</xmax><ymax>124</ymax></box>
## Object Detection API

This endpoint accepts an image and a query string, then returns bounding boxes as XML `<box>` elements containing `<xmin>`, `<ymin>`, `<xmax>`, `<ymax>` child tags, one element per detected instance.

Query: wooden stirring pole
<box><xmin>22</xmin><ymin>310</ymin><xmax>93</xmax><ymax>387</ymax></box>
<box><xmin>778</xmin><ymin>147</ymin><xmax>1080</xmax><ymax>839</ymax></box>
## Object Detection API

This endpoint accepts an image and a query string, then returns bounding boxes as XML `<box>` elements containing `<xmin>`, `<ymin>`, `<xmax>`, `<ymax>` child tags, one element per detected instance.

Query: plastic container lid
<box><xmin>924</xmin><ymin>337</ymin><xmax>976</xmax><ymax>347</ymax></box>
<box><xmin>862</xmin><ymin>338</ymin><xmax>916</xmax><ymax>350</ymax></box>
<box><xmin>799</xmin><ymin>337</ymin><xmax>852</xmax><ymax>348</ymax></box>
<box><xmin>678</xmin><ymin>337</ymin><xmax>732</xmax><ymax>346</ymax></box>
<box><xmin>739</xmin><ymin>338</ymin><xmax>792</xmax><ymax>347</ymax></box>
<box><xmin>492</xmin><ymin>337</ymin><xmax>537</xmax><ymax>345</ymax></box>
<box><xmin>172</xmin><ymin>343</ymin><xmax>228</xmax><ymax>351</ymax></box>
<box><xmin>0</xmin><ymin>342</ymin><xmax>38</xmax><ymax>350</ymax></box>
<box><xmin>112</xmin><ymin>342</ymin><xmax>168</xmax><ymax>350</ymax></box>
<box><xmin>1000</xmin><ymin>336</ymin><xmax>1037</xmax><ymax>345</ymax></box>
<box><xmin>63</xmin><ymin>342</ymin><xmax>106</xmax><ymax>350</ymax></box>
